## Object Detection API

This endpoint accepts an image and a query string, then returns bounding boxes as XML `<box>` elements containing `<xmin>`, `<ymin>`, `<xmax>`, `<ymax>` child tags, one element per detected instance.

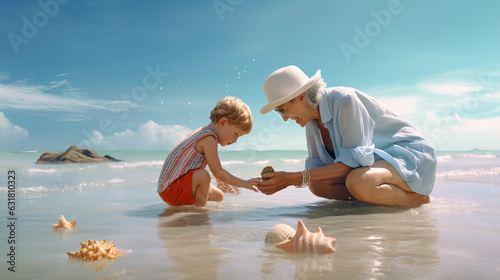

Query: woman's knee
<box><xmin>345</xmin><ymin>168</ymin><xmax>372</xmax><ymax>202</ymax></box>
<box><xmin>345</xmin><ymin>168</ymin><xmax>364</xmax><ymax>188</ymax></box>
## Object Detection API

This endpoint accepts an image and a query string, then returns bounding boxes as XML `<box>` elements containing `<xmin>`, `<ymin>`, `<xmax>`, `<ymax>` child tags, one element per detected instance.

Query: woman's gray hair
<box><xmin>304</xmin><ymin>78</ymin><xmax>326</xmax><ymax>109</ymax></box>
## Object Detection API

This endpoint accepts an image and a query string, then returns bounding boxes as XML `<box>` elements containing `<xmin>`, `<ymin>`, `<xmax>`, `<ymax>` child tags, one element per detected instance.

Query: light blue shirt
<box><xmin>305</xmin><ymin>87</ymin><xmax>436</xmax><ymax>195</ymax></box>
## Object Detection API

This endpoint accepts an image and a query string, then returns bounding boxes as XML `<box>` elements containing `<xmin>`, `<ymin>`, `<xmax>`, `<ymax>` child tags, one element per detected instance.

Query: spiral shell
<box><xmin>275</xmin><ymin>220</ymin><xmax>336</xmax><ymax>254</ymax></box>
<box><xmin>265</xmin><ymin>223</ymin><xmax>296</xmax><ymax>246</ymax></box>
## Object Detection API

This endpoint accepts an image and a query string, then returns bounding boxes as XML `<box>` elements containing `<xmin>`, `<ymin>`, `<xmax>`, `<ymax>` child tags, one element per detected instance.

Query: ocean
<box><xmin>1</xmin><ymin>148</ymin><xmax>499</xmax><ymax>279</ymax></box>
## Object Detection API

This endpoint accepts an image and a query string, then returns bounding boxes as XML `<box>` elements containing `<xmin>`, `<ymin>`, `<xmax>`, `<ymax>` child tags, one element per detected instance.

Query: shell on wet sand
<box><xmin>265</xmin><ymin>223</ymin><xmax>296</xmax><ymax>246</ymax></box>
<box><xmin>53</xmin><ymin>215</ymin><xmax>76</xmax><ymax>229</ymax></box>
<box><xmin>67</xmin><ymin>239</ymin><xmax>121</xmax><ymax>261</ymax></box>
<box><xmin>275</xmin><ymin>220</ymin><xmax>336</xmax><ymax>254</ymax></box>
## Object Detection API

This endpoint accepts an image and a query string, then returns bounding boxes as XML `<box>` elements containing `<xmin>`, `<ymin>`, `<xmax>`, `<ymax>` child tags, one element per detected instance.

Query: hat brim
<box><xmin>260</xmin><ymin>70</ymin><xmax>321</xmax><ymax>114</ymax></box>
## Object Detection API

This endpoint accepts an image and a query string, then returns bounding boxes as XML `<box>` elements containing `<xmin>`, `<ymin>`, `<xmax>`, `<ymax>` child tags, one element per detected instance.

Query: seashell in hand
<box><xmin>261</xmin><ymin>166</ymin><xmax>274</xmax><ymax>181</ymax></box>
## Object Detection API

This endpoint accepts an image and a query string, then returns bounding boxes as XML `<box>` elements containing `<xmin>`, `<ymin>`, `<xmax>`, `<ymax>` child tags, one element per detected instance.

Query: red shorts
<box><xmin>159</xmin><ymin>169</ymin><xmax>196</xmax><ymax>206</ymax></box>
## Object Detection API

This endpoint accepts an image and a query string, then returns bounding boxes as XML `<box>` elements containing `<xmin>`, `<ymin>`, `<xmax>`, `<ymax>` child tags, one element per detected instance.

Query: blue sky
<box><xmin>1</xmin><ymin>0</ymin><xmax>499</xmax><ymax>151</ymax></box>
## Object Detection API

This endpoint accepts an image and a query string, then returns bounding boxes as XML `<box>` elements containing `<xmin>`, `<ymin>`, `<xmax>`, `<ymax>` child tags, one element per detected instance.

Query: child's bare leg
<box><xmin>191</xmin><ymin>169</ymin><xmax>211</xmax><ymax>207</ymax></box>
<box><xmin>207</xmin><ymin>184</ymin><xmax>224</xmax><ymax>202</ymax></box>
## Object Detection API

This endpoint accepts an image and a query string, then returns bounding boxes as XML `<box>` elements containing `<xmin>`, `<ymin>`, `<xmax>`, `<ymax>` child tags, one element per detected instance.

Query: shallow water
<box><xmin>1</xmin><ymin>149</ymin><xmax>499</xmax><ymax>279</ymax></box>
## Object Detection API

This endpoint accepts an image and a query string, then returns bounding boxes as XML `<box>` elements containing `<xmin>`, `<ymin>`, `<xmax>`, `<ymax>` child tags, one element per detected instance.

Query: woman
<box><xmin>258</xmin><ymin>65</ymin><xmax>436</xmax><ymax>207</ymax></box>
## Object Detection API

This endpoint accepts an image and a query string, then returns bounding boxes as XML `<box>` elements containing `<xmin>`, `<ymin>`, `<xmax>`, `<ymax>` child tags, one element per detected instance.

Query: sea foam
<box><xmin>437</xmin><ymin>167</ymin><xmax>500</xmax><ymax>180</ymax></box>
<box><xmin>456</xmin><ymin>153</ymin><xmax>495</xmax><ymax>159</ymax></box>
<box><xmin>109</xmin><ymin>160</ymin><xmax>163</xmax><ymax>169</ymax></box>
<box><xmin>27</xmin><ymin>168</ymin><xmax>58</xmax><ymax>174</ymax></box>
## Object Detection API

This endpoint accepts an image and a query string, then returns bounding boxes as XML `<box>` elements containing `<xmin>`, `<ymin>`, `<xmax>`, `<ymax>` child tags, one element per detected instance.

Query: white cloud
<box><xmin>0</xmin><ymin>112</ymin><xmax>29</xmax><ymax>145</ymax></box>
<box><xmin>416</xmin><ymin>80</ymin><xmax>482</xmax><ymax>95</ymax></box>
<box><xmin>0</xmin><ymin>82</ymin><xmax>137</xmax><ymax>114</ymax></box>
<box><xmin>55</xmin><ymin>114</ymin><xmax>92</xmax><ymax>122</ymax></box>
<box><xmin>79</xmin><ymin>118</ymin><xmax>307</xmax><ymax>151</ymax></box>
<box><xmin>359</xmin><ymin>69</ymin><xmax>500</xmax><ymax>151</ymax></box>
<box><xmin>377</xmin><ymin>96</ymin><xmax>422</xmax><ymax>118</ymax></box>
<box><xmin>456</xmin><ymin>117</ymin><xmax>500</xmax><ymax>134</ymax></box>
<box><xmin>0</xmin><ymin>72</ymin><xmax>10</xmax><ymax>81</ymax></box>
<box><xmin>414</xmin><ymin>69</ymin><xmax>500</xmax><ymax>97</ymax></box>
<box><xmin>80</xmin><ymin>120</ymin><xmax>192</xmax><ymax>150</ymax></box>
<box><xmin>417</xmin><ymin>112</ymin><xmax>500</xmax><ymax>150</ymax></box>
<box><xmin>444</xmin><ymin>117</ymin><xmax>500</xmax><ymax>150</ymax></box>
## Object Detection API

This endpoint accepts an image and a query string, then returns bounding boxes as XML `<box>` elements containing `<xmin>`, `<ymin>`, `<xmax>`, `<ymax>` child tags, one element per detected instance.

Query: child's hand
<box><xmin>216</xmin><ymin>178</ymin><xmax>241</xmax><ymax>195</ymax></box>
<box><xmin>243</xmin><ymin>178</ymin><xmax>260</xmax><ymax>192</ymax></box>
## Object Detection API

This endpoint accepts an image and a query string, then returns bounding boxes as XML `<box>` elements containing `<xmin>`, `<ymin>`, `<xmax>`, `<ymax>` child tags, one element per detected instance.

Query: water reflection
<box><xmin>67</xmin><ymin>257</ymin><xmax>116</xmax><ymax>273</ymax></box>
<box><xmin>262</xmin><ymin>253</ymin><xmax>335</xmax><ymax>280</ymax></box>
<box><xmin>156</xmin><ymin>206</ymin><xmax>229</xmax><ymax>279</ymax></box>
<box><xmin>261</xmin><ymin>201</ymin><xmax>440</xmax><ymax>279</ymax></box>
<box><xmin>150</xmin><ymin>199</ymin><xmax>440</xmax><ymax>279</ymax></box>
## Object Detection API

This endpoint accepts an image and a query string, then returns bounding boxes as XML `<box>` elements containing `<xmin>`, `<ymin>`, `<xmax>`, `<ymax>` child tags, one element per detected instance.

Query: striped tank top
<box><xmin>157</xmin><ymin>127</ymin><xmax>217</xmax><ymax>193</ymax></box>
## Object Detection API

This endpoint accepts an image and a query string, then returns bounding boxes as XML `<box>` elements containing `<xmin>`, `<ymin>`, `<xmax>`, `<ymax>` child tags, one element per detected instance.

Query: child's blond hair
<box><xmin>210</xmin><ymin>96</ymin><xmax>253</xmax><ymax>133</ymax></box>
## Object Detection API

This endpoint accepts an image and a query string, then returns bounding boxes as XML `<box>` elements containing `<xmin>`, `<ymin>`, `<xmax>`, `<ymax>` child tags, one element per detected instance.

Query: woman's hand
<box><xmin>258</xmin><ymin>171</ymin><xmax>301</xmax><ymax>195</ymax></box>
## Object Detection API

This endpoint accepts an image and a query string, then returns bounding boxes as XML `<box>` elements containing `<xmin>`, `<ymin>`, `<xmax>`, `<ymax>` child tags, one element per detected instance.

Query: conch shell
<box><xmin>53</xmin><ymin>215</ymin><xmax>76</xmax><ymax>229</ymax></box>
<box><xmin>265</xmin><ymin>223</ymin><xmax>296</xmax><ymax>246</ymax></box>
<box><xmin>67</xmin><ymin>239</ymin><xmax>121</xmax><ymax>261</ymax></box>
<box><xmin>275</xmin><ymin>220</ymin><xmax>336</xmax><ymax>254</ymax></box>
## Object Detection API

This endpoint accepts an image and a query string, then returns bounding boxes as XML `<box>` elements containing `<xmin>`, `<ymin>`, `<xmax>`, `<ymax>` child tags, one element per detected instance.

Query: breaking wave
<box><xmin>437</xmin><ymin>167</ymin><xmax>500</xmax><ymax>180</ymax></box>
<box><xmin>109</xmin><ymin>160</ymin><xmax>163</xmax><ymax>169</ymax></box>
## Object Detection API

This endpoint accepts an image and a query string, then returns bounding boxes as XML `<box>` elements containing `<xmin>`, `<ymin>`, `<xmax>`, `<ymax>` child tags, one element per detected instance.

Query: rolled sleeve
<box><xmin>305</xmin><ymin>157</ymin><xmax>325</xmax><ymax>170</ymax></box>
<box><xmin>305</xmin><ymin>126</ymin><xmax>327</xmax><ymax>170</ymax></box>
<box><xmin>335</xmin><ymin>144</ymin><xmax>375</xmax><ymax>168</ymax></box>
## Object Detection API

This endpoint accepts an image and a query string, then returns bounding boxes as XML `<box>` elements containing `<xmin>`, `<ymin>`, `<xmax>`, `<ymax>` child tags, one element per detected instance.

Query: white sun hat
<box><xmin>260</xmin><ymin>65</ymin><xmax>321</xmax><ymax>114</ymax></box>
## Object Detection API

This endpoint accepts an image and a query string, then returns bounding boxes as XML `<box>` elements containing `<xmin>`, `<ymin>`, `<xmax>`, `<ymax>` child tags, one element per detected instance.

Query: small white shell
<box><xmin>265</xmin><ymin>223</ymin><xmax>296</xmax><ymax>246</ymax></box>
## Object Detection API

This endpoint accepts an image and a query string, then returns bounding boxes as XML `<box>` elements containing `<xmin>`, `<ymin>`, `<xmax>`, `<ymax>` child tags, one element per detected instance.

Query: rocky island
<box><xmin>36</xmin><ymin>145</ymin><xmax>120</xmax><ymax>164</ymax></box>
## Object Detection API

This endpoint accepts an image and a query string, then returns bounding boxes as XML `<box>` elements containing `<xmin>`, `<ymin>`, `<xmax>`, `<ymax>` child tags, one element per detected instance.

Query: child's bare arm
<box><xmin>216</xmin><ymin>178</ymin><xmax>240</xmax><ymax>194</ymax></box>
<box><xmin>197</xmin><ymin>136</ymin><xmax>258</xmax><ymax>192</ymax></box>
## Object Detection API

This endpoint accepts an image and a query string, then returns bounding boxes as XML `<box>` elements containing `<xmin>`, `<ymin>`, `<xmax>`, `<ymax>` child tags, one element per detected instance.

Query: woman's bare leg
<box><xmin>308</xmin><ymin>176</ymin><xmax>354</xmax><ymax>201</ymax></box>
<box><xmin>345</xmin><ymin>161</ymin><xmax>430</xmax><ymax>207</ymax></box>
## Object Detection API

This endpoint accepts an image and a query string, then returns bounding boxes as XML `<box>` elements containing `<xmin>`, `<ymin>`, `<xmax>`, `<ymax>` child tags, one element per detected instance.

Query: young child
<box><xmin>157</xmin><ymin>96</ymin><xmax>260</xmax><ymax>207</ymax></box>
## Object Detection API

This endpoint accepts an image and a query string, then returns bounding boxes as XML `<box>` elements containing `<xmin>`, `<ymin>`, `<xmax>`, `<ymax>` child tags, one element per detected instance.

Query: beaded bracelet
<box><xmin>296</xmin><ymin>169</ymin><xmax>310</xmax><ymax>188</ymax></box>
